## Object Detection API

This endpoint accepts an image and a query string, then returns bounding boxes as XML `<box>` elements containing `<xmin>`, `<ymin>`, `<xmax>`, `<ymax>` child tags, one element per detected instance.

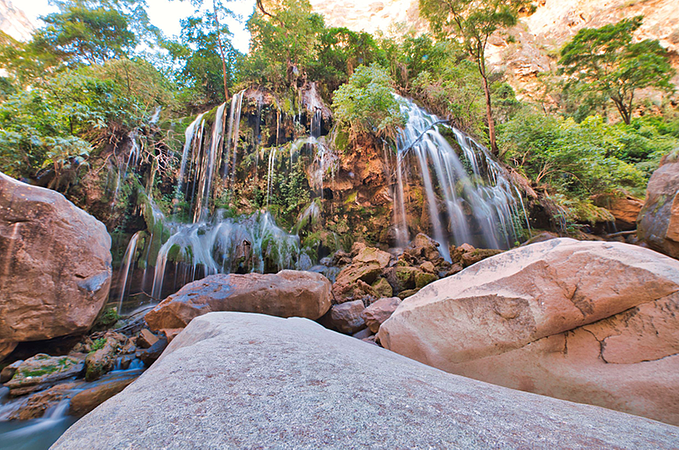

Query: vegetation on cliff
<box><xmin>0</xmin><ymin>0</ymin><xmax>676</xmax><ymax>237</ymax></box>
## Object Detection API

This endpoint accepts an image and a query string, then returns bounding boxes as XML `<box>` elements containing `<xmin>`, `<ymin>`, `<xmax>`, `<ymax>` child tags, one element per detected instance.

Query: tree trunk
<box><xmin>213</xmin><ymin>0</ymin><xmax>230</xmax><ymax>102</ymax></box>
<box><xmin>478</xmin><ymin>59</ymin><xmax>498</xmax><ymax>156</ymax></box>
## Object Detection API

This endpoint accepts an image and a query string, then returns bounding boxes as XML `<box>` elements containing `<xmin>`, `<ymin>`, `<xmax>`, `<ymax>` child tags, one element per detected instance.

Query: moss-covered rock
<box><xmin>5</xmin><ymin>354</ymin><xmax>84</xmax><ymax>395</ymax></box>
<box><xmin>415</xmin><ymin>271</ymin><xmax>438</xmax><ymax>289</ymax></box>
<box><xmin>372</xmin><ymin>277</ymin><xmax>393</xmax><ymax>298</ymax></box>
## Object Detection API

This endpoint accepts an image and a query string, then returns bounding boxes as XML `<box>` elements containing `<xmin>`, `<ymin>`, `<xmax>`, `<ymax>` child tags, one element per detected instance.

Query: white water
<box><xmin>150</xmin><ymin>211</ymin><xmax>303</xmax><ymax>300</ymax></box>
<box><xmin>116</xmin><ymin>231</ymin><xmax>142</xmax><ymax>314</ymax></box>
<box><xmin>395</xmin><ymin>97</ymin><xmax>527</xmax><ymax>255</ymax></box>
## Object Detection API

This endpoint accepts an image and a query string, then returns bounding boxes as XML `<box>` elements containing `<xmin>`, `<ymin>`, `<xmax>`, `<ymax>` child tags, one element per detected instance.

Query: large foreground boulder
<box><xmin>144</xmin><ymin>270</ymin><xmax>331</xmax><ymax>330</ymax></box>
<box><xmin>638</xmin><ymin>160</ymin><xmax>679</xmax><ymax>258</ymax></box>
<box><xmin>0</xmin><ymin>172</ymin><xmax>112</xmax><ymax>348</ymax></box>
<box><xmin>53</xmin><ymin>312</ymin><xmax>679</xmax><ymax>449</ymax></box>
<box><xmin>378</xmin><ymin>238</ymin><xmax>679</xmax><ymax>425</ymax></box>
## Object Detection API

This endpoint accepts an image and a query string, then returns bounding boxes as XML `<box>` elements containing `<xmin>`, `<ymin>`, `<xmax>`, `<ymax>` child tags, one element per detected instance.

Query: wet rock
<box><xmin>136</xmin><ymin>329</ymin><xmax>159</xmax><ymax>349</ymax></box>
<box><xmin>404</xmin><ymin>233</ymin><xmax>441</xmax><ymax>263</ymax></box>
<box><xmin>350</xmin><ymin>241</ymin><xmax>367</xmax><ymax>256</ymax></box>
<box><xmin>0</xmin><ymin>359</ymin><xmax>22</xmax><ymax>383</ymax></box>
<box><xmin>4</xmin><ymin>354</ymin><xmax>83</xmax><ymax>395</ymax></box>
<box><xmin>397</xmin><ymin>288</ymin><xmax>419</xmax><ymax>299</ymax></box>
<box><xmin>52</xmin><ymin>312</ymin><xmax>679</xmax><ymax>450</ymax></box>
<box><xmin>159</xmin><ymin>328</ymin><xmax>183</xmax><ymax>343</ymax></box>
<box><xmin>136</xmin><ymin>338</ymin><xmax>168</xmax><ymax>367</ymax></box>
<box><xmin>145</xmin><ymin>270</ymin><xmax>332</xmax><ymax>331</ymax></box>
<box><xmin>451</xmin><ymin>243</ymin><xmax>503</xmax><ymax>268</ymax></box>
<box><xmin>419</xmin><ymin>261</ymin><xmax>436</xmax><ymax>274</ymax></box>
<box><xmin>371</xmin><ymin>277</ymin><xmax>393</xmax><ymax>298</ymax></box>
<box><xmin>70</xmin><ymin>378</ymin><xmax>135</xmax><ymax>417</ymax></box>
<box><xmin>384</xmin><ymin>265</ymin><xmax>420</xmax><ymax>292</ymax></box>
<box><xmin>0</xmin><ymin>172</ymin><xmax>112</xmax><ymax>344</ymax></box>
<box><xmin>332</xmin><ymin>262</ymin><xmax>382</xmax><ymax>302</ymax></box>
<box><xmin>352</xmin><ymin>246</ymin><xmax>392</xmax><ymax>268</ymax></box>
<box><xmin>331</xmin><ymin>250</ymin><xmax>352</xmax><ymax>266</ymax></box>
<box><xmin>521</xmin><ymin>231</ymin><xmax>560</xmax><ymax>246</ymax></box>
<box><xmin>414</xmin><ymin>271</ymin><xmax>438</xmax><ymax>289</ymax></box>
<box><xmin>323</xmin><ymin>300</ymin><xmax>366</xmax><ymax>334</ymax></box>
<box><xmin>379</xmin><ymin>238</ymin><xmax>679</xmax><ymax>425</ymax></box>
<box><xmin>7</xmin><ymin>383</ymin><xmax>75</xmax><ymax>420</ymax></box>
<box><xmin>445</xmin><ymin>263</ymin><xmax>464</xmax><ymax>277</ymax></box>
<box><xmin>362</xmin><ymin>297</ymin><xmax>401</xmax><ymax>333</ymax></box>
<box><xmin>638</xmin><ymin>161</ymin><xmax>679</xmax><ymax>259</ymax></box>
<box><xmin>592</xmin><ymin>193</ymin><xmax>644</xmax><ymax>231</ymax></box>
<box><xmin>84</xmin><ymin>332</ymin><xmax>127</xmax><ymax>382</ymax></box>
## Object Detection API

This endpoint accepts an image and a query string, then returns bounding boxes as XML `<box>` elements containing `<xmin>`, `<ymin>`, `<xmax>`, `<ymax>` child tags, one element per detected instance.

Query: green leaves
<box><xmin>332</xmin><ymin>64</ymin><xmax>406</xmax><ymax>143</ymax></box>
<box><xmin>559</xmin><ymin>16</ymin><xmax>675</xmax><ymax>124</ymax></box>
<box><xmin>499</xmin><ymin>111</ymin><xmax>678</xmax><ymax>203</ymax></box>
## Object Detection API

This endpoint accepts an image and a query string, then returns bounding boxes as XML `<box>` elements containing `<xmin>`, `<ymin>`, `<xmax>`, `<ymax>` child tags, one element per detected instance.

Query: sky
<box><xmin>20</xmin><ymin>0</ymin><xmax>255</xmax><ymax>53</ymax></box>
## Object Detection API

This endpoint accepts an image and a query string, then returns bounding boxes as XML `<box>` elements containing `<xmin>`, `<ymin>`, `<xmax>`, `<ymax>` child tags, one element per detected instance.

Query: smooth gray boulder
<box><xmin>53</xmin><ymin>312</ymin><xmax>679</xmax><ymax>449</ymax></box>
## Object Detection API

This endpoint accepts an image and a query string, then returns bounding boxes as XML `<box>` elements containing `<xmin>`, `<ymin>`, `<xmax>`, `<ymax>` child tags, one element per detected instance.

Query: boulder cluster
<box><xmin>322</xmin><ymin>234</ymin><xmax>501</xmax><ymax>340</ymax></box>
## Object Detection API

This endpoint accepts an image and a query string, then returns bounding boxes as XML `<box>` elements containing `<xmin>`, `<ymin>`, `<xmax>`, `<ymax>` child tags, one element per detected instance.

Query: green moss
<box><xmin>90</xmin><ymin>338</ymin><xmax>107</xmax><ymax>353</ymax></box>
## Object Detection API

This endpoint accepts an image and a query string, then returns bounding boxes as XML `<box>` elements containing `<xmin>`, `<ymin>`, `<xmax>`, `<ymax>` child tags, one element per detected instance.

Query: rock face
<box><xmin>53</xmin><ymin>313</ymin><xmax>679</xmax><ymax>449</ymax></box>
<box><xmin>379</xmin><ymin>238</ymin><xmax>679</xmax><ymax>425</ymax></box>
<box><xmin>144</xmin><ymin>270</ymin><xmax>332</xmax><ymax>331</ymax></box>
<box><xmin>593</xmin><ymin>193</ymin><xmax>644</xmax><ymax>230</ymax></box>
<box><xmin>638</xmin><ymin>161</ymin><xmax>679</xmax><ymax>259</ymax></box>
<box><xmin>0</xmin><ymin>172</ymin><xmax>112</xmax><ymax>346</ymax></box>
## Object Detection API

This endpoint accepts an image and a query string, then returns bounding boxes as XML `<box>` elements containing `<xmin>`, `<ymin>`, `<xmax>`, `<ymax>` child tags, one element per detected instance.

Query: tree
<box><xmin>419</xmin><ymin>0</ymin><xmax>529</xmax><ymax>155</ymax></box>
<box><xmin>559</xmin><ymin>16</ymin><xmax>675</xmax><ymax>125</ymax></box>
<box><xmin>332</xmin><ymin>64</ymin><xmax>406</xmax><ymax>143</ymax></box>
<box><xmin>166</xmin><ymin>11</ymin><xmax>240</xmax><ymax>108</ymax></box>
<box><xmin>242</xmin><ymin>0</ymin><xmax>325</xmax><ymax>90</ymax></box>
<box><xmin>0</xmin><ymin>0</ymin><xmax>159</xmax><ymax>84</ymax></box>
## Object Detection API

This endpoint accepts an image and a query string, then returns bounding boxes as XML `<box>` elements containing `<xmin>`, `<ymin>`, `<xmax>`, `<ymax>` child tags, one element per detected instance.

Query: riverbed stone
<box><xmin>379</xmin><ymin>238</ymin><xmax>679</xmax><ymax>425</ymax></box>
<box><xmin>0</xmin><ymin>172</ymin><xmax>112</xmax><ymax>345</ymax></box>
<box><xmin>4</xmin><ymin>354</ymin><xmax>84</xmax><ymax>395</ymax></box>
<box><xmin>323</xmin><ymin>300</ymin><xmax>366</xmax><ymax>334</ymax></box>
<box><xmin>361</xmin><ymin>297</ymin><xmax>401</xmax><ymax>333</ymax></box>
<box><xmin>144</xmin><ymin>270</ymin><xmax>332</xmax><ymax>331</ymax></box>
<box><xmin>331</xmin><ymin>262</ymin><xmax>382</xmax><ymax>302</ymax></box>
<box><xmin>371</xmin><ymin>277</ymin><xmax>393</xmax><ymax>298</ymax></box>
<box><xmin>69</xmin><ymin>378</ymin><xmax>134</xmax><ymax>417</ymax></box>
<box><xmin>638</xmin><ymin>161</ymin><xmax>679</xmax><ymax>259</ymax></box>
<box><xmin>84</xmin><ymin>332</ymin><xmax>127</xmax><ymax>381</ymax></box>
<box><xmin>53</xmin><ymin>312</ymin><xmax>679</xmax><ymax>449</ymax></box>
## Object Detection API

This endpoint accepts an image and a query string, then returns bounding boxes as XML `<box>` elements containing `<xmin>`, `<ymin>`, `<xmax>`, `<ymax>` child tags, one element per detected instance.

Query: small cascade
<box><xmin>116</xmin><ymin>231</ymin><xmax>142</xmax><ymax>314</ymax></box>
<box><xmin>266</xmin><ymin>146</ymin><xmax>278</xmax><ymax>206</ymax></box>
<box><xmin>149</xmin><ymin>106</ymin><xmax>162</xmax><ymax>124</ymax></box>
<box><xmin>224</xmin><ymin>91</ymin><xmax>245</xmax><ymax>193</ymax></box>
<box><xmin>175</xmin><ymin>112</ymin><xmax>205</xmax><ymax>210</ymax></box>
<box><xmin>394</xmin><ymin>97</ymin><xmax>527</xmax><ymax>255</ymax></box>
<box><xmin>112</xmin><ymin>131</ymin><xmax>142</xmax><ymax>205</ymax></box>
<box><xmin>193</xmin><ymin>102</ymin><xmax>227</xmax><ymax>223</ymax></box>
<box><xmin>150</xmin><ymin>212</ymin><xmax>304</xmax><ymax>300</ymax></box>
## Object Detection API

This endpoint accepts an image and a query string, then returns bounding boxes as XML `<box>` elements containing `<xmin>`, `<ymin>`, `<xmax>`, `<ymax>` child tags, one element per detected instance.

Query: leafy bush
<box><xmin>499</xmin><ymin>111</ymin><xmax>656</xmax><ymax>200</ymax></box>
<box><xmin>332</xmin><ymin>64</ymin><xmax>406</xmax><ymax>143</ymax></box>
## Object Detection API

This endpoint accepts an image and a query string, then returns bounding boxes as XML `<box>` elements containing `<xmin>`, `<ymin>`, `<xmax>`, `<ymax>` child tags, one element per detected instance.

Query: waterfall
<box><xmin>394</xmin><ymin>97</ymin><xmax>527</xmax><ymax>255</ymax></box>
<box><xmin>225</xmin><ymin>91</ymin><xmax>245</xmax><ymax>194</ymax></box>
<box><xmin>176</xmin><ymin>112</ymin><xmax>205</xmax><ymax>209</ymax></box>
<box><xmin>193</xmin><ymin>102</ymin><xmax>227</xmax><ymax>223</ymax></box>
<box><xmin>150</xmin><ymin>212</ymin><xmax>303</xmax><ymax>300</ymax></box>
<box><xmin>117</xmin><ymin>231</ymin><xmax>142</xmax><ymax>314</ymax></box>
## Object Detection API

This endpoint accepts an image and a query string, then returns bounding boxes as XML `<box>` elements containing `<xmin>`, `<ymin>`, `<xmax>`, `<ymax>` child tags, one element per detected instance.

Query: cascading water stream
<box><xmin>394</xmin><ymin>97</ymin><xmax>528</xmax><ymax>255</ymax></box>
<box><xmin>117</xmin><ymin>231</ymin><xmax>141</xmax><ymax>314</ymax></box>
<box><xmin>193</xmin><ymin>102</ymin><xmax>227</xmax><ymax>223</ymax></box>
